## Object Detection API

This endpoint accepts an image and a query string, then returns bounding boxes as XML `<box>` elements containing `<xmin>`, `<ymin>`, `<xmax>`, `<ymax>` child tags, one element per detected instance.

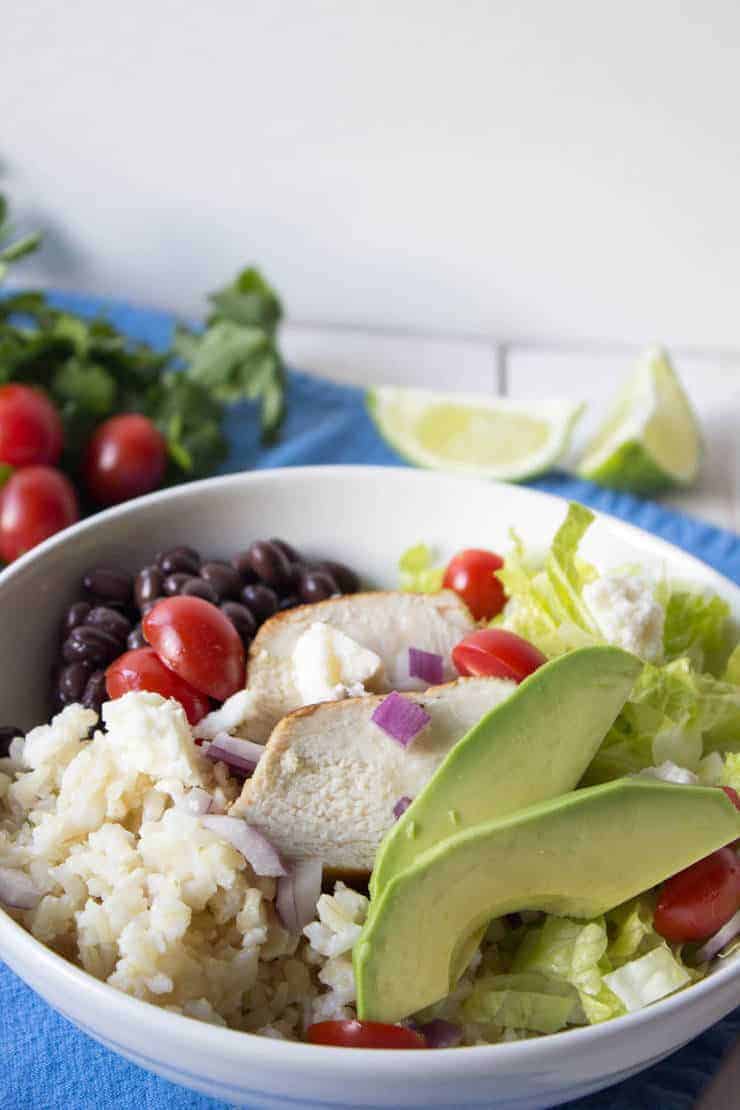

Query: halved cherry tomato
<box><xmin>105</xmin><ymin>647</ymin><xmax>211</xmax><ymax>725</ymax></box>
<box><xmin>452</xmin><ymin>628</ymin><xmax>547</xmax><ymax>683</ymax></box>
<box><xmin>0</xmin><ymin>384</ymin><xmax>63</xmax><ymax>467</ymax></box>
<box><xmin>443</xmin><ymin>548</ymin><xmax>506</xmax><ymax>621</ymax></box>
<box><xmin>722</xmin><ymin>786</ymin><xmax>740</xmax><ymax>811</ymax></box>
<box><xmin>654</xmin><ymin>846</ymin><xmax>740</xmax><ymax>943</ymax></box>
<box><xmin>307</xmin><ymin>1020</ymin><xmax>426</xmax><ymax>1049</ymax></box>
<box><xmin>143</xmin><ymin>596</ymin><xmax>246</xmax><ymax>701</ymax></box>
<box><xmin>0</xmin><ymin>466</ymin><xmax>79</xmax><ymax>562</ymax></box>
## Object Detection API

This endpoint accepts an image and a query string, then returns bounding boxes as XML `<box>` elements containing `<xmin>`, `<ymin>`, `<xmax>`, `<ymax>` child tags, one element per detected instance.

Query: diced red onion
<box><xmin>200</xmin><ymin>815</ymin><xmax>287</xmax><ymax>876</ymax></box>
<box><xmin>276</xmin><ymin>858</ymin><xmax>323</xmax><ymax>934</ymax></box>
<box><xmin>393</xmin><ymin>796</ymin><xmax>413</xmax><ymax>820</ymax></box>
<box><xmin>371</xmin><ymin>691</ymin><xmax>431</xmax><ymax>748</ymax></box>
<box><xmin>0</xmin><ymin>866</ymin><xmax>41</xmax><ymax>910</ymax></box>
<box><xmin>417</xmin><ymin>1019</ymin><xmax>463</xmax><ymax>1048</ymax></box>
<box><xmin>695</xmin><ymin>909</ymin><xmax>740</xmax><ymax>963</ymax></box>
<box><xmin>175</xmin><ymin>788</ymin><xmax>213</xmax><ymax>816</ymax></box>
<box><xmin>205</xmin><ymin>733</ymin><xmax>264</xmax><ymax>777</ymax></box>
<box><xmin>408</xmin><ymin>647</ymin><xmax>444</xmax><ymax>686</ymax></box>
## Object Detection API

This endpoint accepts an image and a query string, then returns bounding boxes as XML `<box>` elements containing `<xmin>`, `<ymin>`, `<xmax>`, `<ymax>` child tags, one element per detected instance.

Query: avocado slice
<box><xmin>370</xmin><ymin>645</ymin><xmax>641</xmax><ymax>899</ymax></box>
<box><xmin>355</xmin><ymin>780</ymin><xmax>739</xmax><ymax>1022</ymax></box>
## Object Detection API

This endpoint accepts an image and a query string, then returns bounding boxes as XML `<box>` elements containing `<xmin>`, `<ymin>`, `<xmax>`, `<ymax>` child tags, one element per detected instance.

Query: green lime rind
<box><xmin>577</xmin><ymin>438</ymin><xmax>698</xmax><ymax>495</ymax></box>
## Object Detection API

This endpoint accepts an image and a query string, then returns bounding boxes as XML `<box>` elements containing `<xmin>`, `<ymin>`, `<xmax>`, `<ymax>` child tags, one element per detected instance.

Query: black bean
<box><xmin>82</xmin><ymin>568</ymin><xmax>133</xmax><ymax>606</ymax></box>
<box><xmin>127</xmin><ymin>624</ymin><xmax>147</xmax><ymax>650</ymax></box>
<box><xmin>57</xmin><ymin>662</ymin><xmax>92</xmax><ymax>704</ymax></box>
<box><xmin>86</xmin><ymin>607</ymin><xmax>132</xmax><ymax>645</ymax></box>
<box><xmin>135</xmin><ymin>565</ymin><xmax>164</xmax><ymax>610</ymax></box>
<box><xmin>200</xmin><ymin>561</ymin><xmax>242</xmax><ymax>601</ymax></box>
<box><xmin>245</xmin><ymin>540</ymin><xmax>293</xmax><ymax>590</ymax></box>
<box><xmin>299</xmin><ymin>570</ymin><xmax>338</xmax><ymax>604</ymax></box>
<box><xmin>270</xmin><ymin>539</ymin><xmax>302</xmax><ymax>564</ymax></box>
<box><xmin>81</xmin><ymin>670</ymin><xmax>107</xmax><ymax>714</ymax></box>
<box><xmin>0</xmin><ymin>725</ymin><xmax>23</xmax><ymax>758</ymax></box>
<box><xmin>313</xmin><ymin>560</ymin><xmax>360</xmax><ymax>594</ymax></box>
<box><xmin>240</xmin><ymin>583</ymin><xmax>278</xmax><ymax>622</ymax></box>
<box><xmin>180</xmin><ymin>577</ymin><xmax>219</xmax><ymax>604</ymax></box>
<box><xmin>62</xmin><ymin>626</ymin><xmax>122</xmax><ymax>667</ymax></box>
<box><xmin>163</xmin><ymin>573</ymin><xmax>190</xmax><ymax>596</ymax></box>
<box><xmin>278</xmin><ymin>594</ymin><xmax>300</xmax><ymax>611</ymax></box>
<box><xmin>63</xmin><ymin>601</ymin><xmax>91</xmax><ymax>636</ymax></box>
<box><xmin>157</xmin><ymin>546</ymin><xmax>200</xmax><ymax>576</ymax></box>
<box><xmin>231</xmin><ymin>550</ymin><xmax>260</xmax><ymax>584</ymax></box>
<box><xmin>220</xmin><ymin>601</ymin><xmax>258</xmax><ymax>645</ymax></box>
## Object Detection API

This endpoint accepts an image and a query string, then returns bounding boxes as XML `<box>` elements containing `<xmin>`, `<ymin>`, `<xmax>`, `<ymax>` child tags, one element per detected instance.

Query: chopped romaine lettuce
<box><xmin>661</xmin><ymin>589</ymin><xmax>730</xmax><ymax>672</ymax></box>
<box><xmin>462</xmin><ymin>972</ymin><xmax>579</xmax><ymax>1034</ymax></box>
<box><xmin>725</xmin><ymin>645</ymin><xmax>740</xmax><ymax>685</ymax></box>
<box><xmin>496</xmin><ymin>504</ymin><xmax>600</xmax><ymax>657</ymax></box>
<box><xmin>605</xmin><ymin>896</ymin><xmax>658</xmax><ymax>965</ymax></box>
<box><xmin>398</xmin><ymin>544</ymin><xmax>444</xmax><ymax>594</ymax></box>
<box><xmin>511</xmin><ymin>915</ymin><xmax>623</xmax><ymax>1025</ymax></box>
<box><xmin>719</xmin><ymin>751</ymin><xmax>740</xmax><ymax>791</ymax></box>
<box><xmin>602</xmin><ymin>945</ymin><xmax>691</xmax><ymax>1012</ymax></box>
<box><xmin>584</xmin><ymin>658</ymin><xmax>740</xmax><ymax>783</ymax></box>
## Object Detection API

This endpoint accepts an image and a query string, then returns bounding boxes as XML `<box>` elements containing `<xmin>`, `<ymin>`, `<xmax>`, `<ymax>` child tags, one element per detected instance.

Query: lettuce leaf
<box><xmin>662</xmin><ymin>589</ymin><xmax>730</xmax><ymax>672</ymax></box>
<box><xmin>462</xmin><ymin>972</ymin><xmax>579</xmax><ymax>1034</ymax></box>
<box><xmin>585</xmin><ymin>658</ymin><xmax>740</xmax><ymax>783</ymax></box>
<box><xmin>496</xmin><ymin>503</ymin><xmax>600</xmax><ymax>657</ymax></box>
<box><xmin>398</xmin><ymin>544</ymin><xmax>444</xmax><ymax>593</ymax></box>
<box><xmin>602</xmin><ymin>944</ymin><xmax>691</xmax><ymax>1012</ymax></box>
<box><xmin>511</xmin><ymin>914</ymin><xmax>623</xmax><ymax>1025</ymax></box>
<box><xmin>719</xmin><ymin>752</ymin><xmax>740</xmax><ymax>791</ymax></box>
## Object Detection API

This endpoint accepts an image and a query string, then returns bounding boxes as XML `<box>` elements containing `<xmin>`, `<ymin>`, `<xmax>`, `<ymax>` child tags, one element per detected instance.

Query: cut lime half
<box><xmin>366</xmin><ymin>387</ymin><xmax>584</xmax><ymax>481</ymax></box>
<box><xmin>577</xmin><ymin>348</ymin><xmax>701</xmax><ymax>494</ymax></box>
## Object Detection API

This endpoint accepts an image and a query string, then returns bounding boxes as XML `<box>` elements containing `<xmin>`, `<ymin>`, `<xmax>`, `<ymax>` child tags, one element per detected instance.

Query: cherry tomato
<box><xmin>654</xmin><ymin>846</ymin><xmax>740</xmax><ymax>943</ymax></box>
<box><xmin>442</xmin><ymin>548</ymin><xmax>506</xmax><ymax>621</ymax></box>
<box><xmin>143</xmin><ymin>596</ymin><xmax>246</xmax><ymax>701</ymax></box>
<box><xmin>0</xmin><ymin>384</ymin><xmax>63</xmax><ymax>468</ymax></box>
<box><xmin>105</xmin><ymin>647</ymin><xmax>211</xmax><ymax>725</ymax></box>
<box><xmin>452</xmin><ymin>628</ymin><xmax>547</xmax><ymax>683</ymax></box>
<box><xmin>307</xmin><ymin>1020</ymin><xmax>426</xmax><ymax>1049</ymax></box>
<box><xmin>84</xmin><ymin>414</ymin><xmax>167</xmax><ymax>505</ymax></box>
<box><xmin>722</xmin><ymin>786</ymin><xmax>740</xmax><ymax>811</ymax></box>
<box><xmin>0</xmin><ymin>466</ymin><xmax>79</xmax><ymax>562</ymax></box>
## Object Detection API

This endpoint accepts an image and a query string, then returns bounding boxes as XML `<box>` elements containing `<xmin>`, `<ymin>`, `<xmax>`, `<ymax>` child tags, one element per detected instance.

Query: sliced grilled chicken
<box><xmin>231</xmin><ymin>676</ymin><xmax>514</xmax><ymax>875</ymax></box>
<box><xmin>236</xmin><ymin>590</ymin><xmax>475</xmax><ymax>742</ymax></box>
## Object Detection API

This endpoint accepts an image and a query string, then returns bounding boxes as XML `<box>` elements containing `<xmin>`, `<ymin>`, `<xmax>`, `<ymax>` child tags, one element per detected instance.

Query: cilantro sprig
<box><xmin>0</xmin><ymin>194</ymin><xmax>287</xmax><ymax>486</ymax></box>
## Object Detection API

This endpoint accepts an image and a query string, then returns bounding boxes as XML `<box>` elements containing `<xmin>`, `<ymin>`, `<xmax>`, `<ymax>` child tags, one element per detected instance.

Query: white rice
<box><xmin>0</xmin><ymin>692</ymin><xmax>369</xmax><ymax>1038</ymax></box>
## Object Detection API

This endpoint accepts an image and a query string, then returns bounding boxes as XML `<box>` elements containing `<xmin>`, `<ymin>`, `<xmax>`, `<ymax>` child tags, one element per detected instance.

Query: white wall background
<box><xmin>4</xmin><ymin>0</ymin><xmax>740</xmax><ymax>351</ymax></box>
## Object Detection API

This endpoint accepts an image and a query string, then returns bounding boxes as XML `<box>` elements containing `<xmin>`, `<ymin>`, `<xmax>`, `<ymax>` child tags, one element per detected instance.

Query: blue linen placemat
<box><xmin>0</xmin><ymin>291</ymin><xmax>738</xmax><ymax>1109</ymax></box>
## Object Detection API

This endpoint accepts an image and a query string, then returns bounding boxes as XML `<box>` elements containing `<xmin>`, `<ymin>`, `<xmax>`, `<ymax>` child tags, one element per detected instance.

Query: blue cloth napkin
<box><xmin>1</xmin><ymin>292</ymin><xmax>738</xmax><ymax>1109</ymax></box>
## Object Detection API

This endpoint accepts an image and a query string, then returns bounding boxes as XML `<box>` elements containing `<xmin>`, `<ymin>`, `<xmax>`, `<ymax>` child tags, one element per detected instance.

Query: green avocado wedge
<box><xmin>369</xmin><ymin>646</ymin><xmax>642</xmax><ymax>900</ymax></box>
<box><xmin>355</xmin><ymin>780</ymin><xmax>740</xmax><ymax>1023</ymax></box>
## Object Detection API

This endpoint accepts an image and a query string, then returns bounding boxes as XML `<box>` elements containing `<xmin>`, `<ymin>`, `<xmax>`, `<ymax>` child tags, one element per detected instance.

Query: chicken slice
<box><xmin>231</xmin><ymin>676</ymin><xmax>514</xmax><ymax>876</ymax></box>
<box><xmin>236</xmin><ymin>590</ymin><xmax>475</xmax><ymax>742</ymax></box>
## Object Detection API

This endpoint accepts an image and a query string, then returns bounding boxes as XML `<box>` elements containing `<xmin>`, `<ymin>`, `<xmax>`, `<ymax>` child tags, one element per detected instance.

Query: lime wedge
<box><xmin>366</xmin><ymin>387</ymin><xmax>584</xmax><ymax>481</ymax></box>
<box><xmin>577</xmin><ymin>348</ymin><xmax>701</xmax><ymax>494</ymax></box>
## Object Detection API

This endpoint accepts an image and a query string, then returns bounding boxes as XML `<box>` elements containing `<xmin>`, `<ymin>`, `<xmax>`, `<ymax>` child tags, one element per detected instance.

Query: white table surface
<box><xmin>282</xmin><ymin>323</ymin><xmax>740</xmax><ymax>535</ymax></box>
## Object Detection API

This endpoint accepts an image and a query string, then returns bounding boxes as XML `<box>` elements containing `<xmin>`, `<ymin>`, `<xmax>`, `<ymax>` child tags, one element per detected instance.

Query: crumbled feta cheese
<box><xmin>582</xmin><ymin>575</ymin><xmax>664</xmax><ymax>661</ymax></box>
<box><xmin>194</xmin><ymin>689</ymin><xmax>256</xmax><ymax>740</ymax></box>
<box><xmin>292</xmin><ymin>622</ymin><xmax>382</xmax><ymax>705</ymax></box>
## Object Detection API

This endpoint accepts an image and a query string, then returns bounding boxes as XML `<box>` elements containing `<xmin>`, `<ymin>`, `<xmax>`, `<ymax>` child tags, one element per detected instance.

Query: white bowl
<box><xmin>1</xmin><ymin>466</ymin><xmax>737</xmax><ymax>1110</ymax></box>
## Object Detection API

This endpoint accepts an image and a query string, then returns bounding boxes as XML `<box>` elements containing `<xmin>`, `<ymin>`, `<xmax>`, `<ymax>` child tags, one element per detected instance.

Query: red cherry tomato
<box><xmin>84</xmin><ymin>414</ymin><xmax>167</xmax><ymax>505</ymax></box>
<box><xmin>307</xmin><ymin>1020</ymin><xmax>426</xmax><ymax>1049</ymax></box>
<box><xmin>722</xmin><ymin>786</ymin><xmax>740</xmax><ymax>811</ymax></box>
<box><xmin>143</xmin><ymin>596</ymin><xmax>246</xmax><ymax>701</ymax></box>
<box><xmin>105</xmin><ymin>647</ymin><xmax>211</xmax><ymax>725</ymax></box>
<box><xmin>442</xmin><ymin>548</ymin><xmax>506</xmax><ymax>622</ymax></box>
<box><xmin>0</xmin><ymin>384</ymin><xmax>63</xmax><ymax>467</ymax></box>
<box><xmin>452</xmin><ymin>628</ymin><xmax>547</xmax><ymax>683</ymax></box>
<box><xmin>654</xmin><ymin>846</ymin><xmax>740</xmax><ymax>943</ymax></box>
<box><xmin>0</xmin><ymin>466</ymin><xmax>79</xmax><ymax>562</ymax></box>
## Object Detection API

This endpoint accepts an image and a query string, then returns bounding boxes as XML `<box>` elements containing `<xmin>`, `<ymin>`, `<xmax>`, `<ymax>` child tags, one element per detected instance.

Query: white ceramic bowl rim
<box><xmin>0</xmin><ymin>465</ymin><xmax>738</xmax><ymax>1077</ymax></box>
